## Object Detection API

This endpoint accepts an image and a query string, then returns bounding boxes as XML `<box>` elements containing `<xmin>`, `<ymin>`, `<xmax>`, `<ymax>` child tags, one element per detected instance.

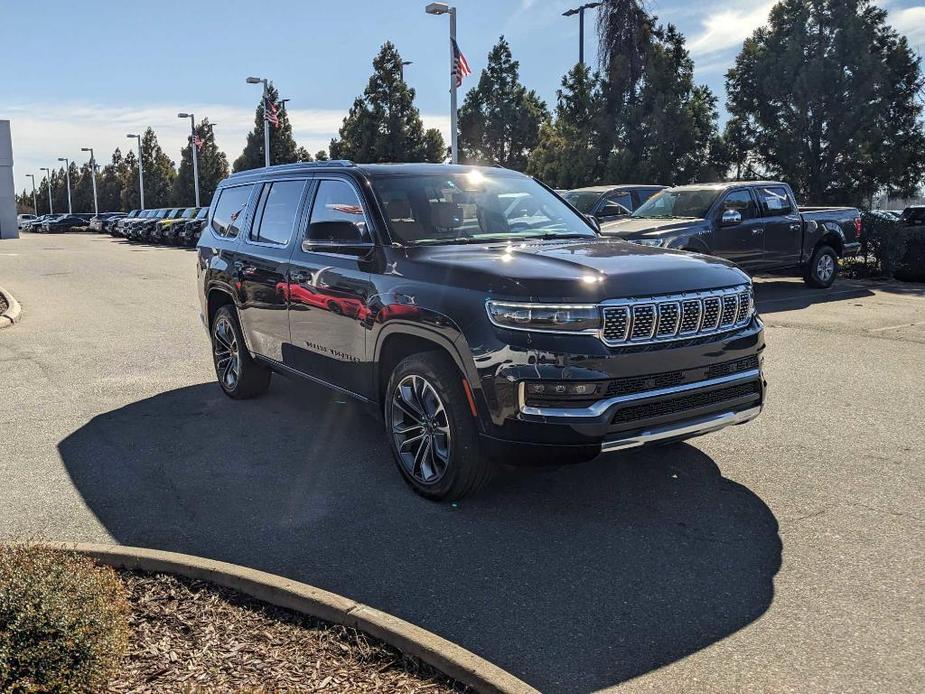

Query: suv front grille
<box><xmin>600</xmin><ymin>285</ymin><xmax>753</xmax><ymax>347</ymax></box>
<box><xmin>612</xmin><ymin>381</ymin><xmax>761</xmax><ymax>424</ymax></box>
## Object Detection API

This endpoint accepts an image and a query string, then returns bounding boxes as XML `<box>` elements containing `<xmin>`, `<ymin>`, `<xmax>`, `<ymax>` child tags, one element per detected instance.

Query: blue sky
<box><xmin>2</xmin><ymin>0</ymin><xmax>923</xmax><ymax>194</ymax></box>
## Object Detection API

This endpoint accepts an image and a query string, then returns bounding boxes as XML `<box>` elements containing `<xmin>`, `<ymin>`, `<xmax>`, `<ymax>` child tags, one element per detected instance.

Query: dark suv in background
<box><xmin>561</xmin><ymin>184</ymin><xmax>666</xmax><ymax>223</ymax></box>
<box><xmin>198</xmin><ymin>162</ymin><xmax>765</xmax><ymax>500</ymax></box>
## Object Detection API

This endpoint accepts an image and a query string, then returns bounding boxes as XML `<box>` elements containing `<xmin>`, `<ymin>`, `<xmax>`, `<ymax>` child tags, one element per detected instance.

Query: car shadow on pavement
<box><xmin>58</xmin><ymin>377</ymin><xmax>781</xmax><ymax>693</ymax></box>
<box><xmin>753</xmin><ymin>278</ymin><xmax>874</xmax><ymax>314</ymax></box>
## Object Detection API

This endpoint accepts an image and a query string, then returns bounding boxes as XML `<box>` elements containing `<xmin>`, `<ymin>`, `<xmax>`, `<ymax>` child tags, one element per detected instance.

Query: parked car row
<box><xmin>21</xmin><ymin>213</ymin><xmax>93</xmax><ymax>233</ymax></box>
<box><xmin>105</xmin><ymin>207</ymin><xmax>208</xmax><ymax>247</ymax></box>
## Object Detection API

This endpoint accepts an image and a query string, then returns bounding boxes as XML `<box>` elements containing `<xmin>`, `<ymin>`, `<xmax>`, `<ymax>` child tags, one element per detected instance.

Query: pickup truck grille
<box><xmin>600</xmin><ymin>284</ymin><xmax>753</xmax><ymax>347</ymax></box>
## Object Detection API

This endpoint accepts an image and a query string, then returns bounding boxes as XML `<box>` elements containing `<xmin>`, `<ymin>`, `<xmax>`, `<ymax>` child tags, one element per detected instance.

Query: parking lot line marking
<box><xmin>868</xmin><ymin>321</ymin><xmax>925</xmax><ymax>332</ymax></box>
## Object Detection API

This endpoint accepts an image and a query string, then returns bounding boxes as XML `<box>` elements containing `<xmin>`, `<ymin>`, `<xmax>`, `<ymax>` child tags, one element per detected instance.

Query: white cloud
<box><xmin>888</xmin><ymin>5</ymin><xmax>925</xmax><ymax>50</ymax></box>
<box><xmin>3</xmin><ymin>101</ymin><xmax>449</xmax><ymax>194</ymax></box>
<box><xmin>687</xmin><ymin>1</ymin><xmax>775</xmax><ymax>58</ymax></box>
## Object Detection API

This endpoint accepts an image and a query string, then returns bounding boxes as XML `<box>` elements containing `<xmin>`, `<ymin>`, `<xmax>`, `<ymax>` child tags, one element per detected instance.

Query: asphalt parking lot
<box><xmin>1</xmin><ymin>232</ymin><xmax>923</xmax><ymax>692</ymax></box>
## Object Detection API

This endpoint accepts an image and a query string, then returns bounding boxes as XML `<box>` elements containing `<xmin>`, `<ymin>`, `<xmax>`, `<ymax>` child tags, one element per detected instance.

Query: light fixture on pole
<box><xmin>425</xmin><ymin>2</ymin><xmax>459</xmax><ymax>163</ymax></box>
<box><xmin>40</xmin><ymin>167</ymin><xmax>53</xmax><ymax>215</ymax></box>
<box><xmin>178</xmin><ymin>113</ymin><xmax>201</xmax><ymax>207</ymax></box>
<box><xmin>80</xmin><ymin>147</ymin><xmax>99</xmax><ymax>216</ymax></box>
<box><xmin>57</xmin><ymin>157</ymin><xmax>73</xmax><ymax>214</ymax></box>
<box><xmin>246</xmin><ymin>76</ymin><xmax>271</xmax><ymax>167</ymax></box>
<box><xmin>562</xmin><ymin>2</ymin><xmax>602</xmax><ymax>66</ymax></box>
<box><xmin>126</xmin><ymin>133</ymin><xmax>145</xmax><ymax>209</ymax></box>
<box><xmin>26</xmin><ymin>174</ymin><xmax>38</xmax><ymax>216</ymax></box>
<box><xmin>400</xmin><ymin>60</ymin><xmax>413</xmax><ymax>82</ymax></box>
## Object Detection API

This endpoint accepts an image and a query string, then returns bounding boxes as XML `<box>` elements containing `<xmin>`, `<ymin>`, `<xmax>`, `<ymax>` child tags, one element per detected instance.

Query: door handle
<box><xmin>752</xmin><ymin>228</ymin><xmax>764</xmax><ymax>235</ymax></box>
<box><xmin>233</xmin><ymin>260</ymin><xmax>256</xmax><ymax>277</ymax></box>
<box><xmin>290</xmin><ymin>271</ymin><xmax>308</xmax><ymax>284</ymax></box>
<box><xmin>790</xmin><ymin>223</ymin><xmax>801</xmax><ymax>230</ymax></box>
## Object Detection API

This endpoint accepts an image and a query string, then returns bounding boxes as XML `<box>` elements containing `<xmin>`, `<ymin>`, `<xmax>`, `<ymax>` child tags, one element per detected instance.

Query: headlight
<box><xmin>631</xmin><ymin>238</ymin><xmax>665</xmax><ymax>247</ymax></box>
<box><xmin>486</xmin><ymin>301</ymin><xmax>600</xmax><ymax>333</ymax></box>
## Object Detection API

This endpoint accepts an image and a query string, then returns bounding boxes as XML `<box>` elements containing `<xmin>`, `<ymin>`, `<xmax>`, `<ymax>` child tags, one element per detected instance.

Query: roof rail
<box><xmin>227</xmin><ymin>160</ymin><xmax>356</xmax><ymax>178</ymax></box>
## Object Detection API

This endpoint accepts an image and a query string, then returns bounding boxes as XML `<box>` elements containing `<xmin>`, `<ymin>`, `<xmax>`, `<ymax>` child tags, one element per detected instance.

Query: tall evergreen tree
<box><xmin>233</xmin><ymin>84</ymin><xmax>301</xmax><ymax>172</ymax></box>
<box><xmin>98</xmin><ymin>149</ymin><xmax>126</xmax><ymax>212</ymax></box>
<box><xmin>173</xmin><ymin>118</ymin><xmax>229</xmax><ymax>206</ymax></box>
<box><xmin>726</xmin><ymin>0</ymin><xmax>925</xmax><ymax>204</ymax></box>
<box><xmin>72</xmin><ymin>162</ymin><xmax>96</xmax><ymax>213</ymax></box>
<box><xmin>527</xmin><ymin>64</ymin><xmax>607</xmax><ymax>187</ymax></box>
<box><xmin>330</xmin><ymin>42</ymin><xmax>445</xmax><ymax>163</ymax></box>
<box><xmin>458</xmin><ymin>37</ymin><xmax>549</xmax><ymax>170</ymax></box>
<box><xmin>121</xmin><ymin>150</ymin><xmax>142</xmax><ymax>210</ymax></box>
<box><xmin>140</xmin><ymin>128</ymin><xmax>176</xmax><ymax>208</ymax></box>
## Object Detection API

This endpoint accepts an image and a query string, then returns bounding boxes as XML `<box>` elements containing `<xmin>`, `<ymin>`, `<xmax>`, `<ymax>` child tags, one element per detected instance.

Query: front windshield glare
<box><xmin>632</xmin><ymin>189</ymin><xmax>720</xmax><ymax>219</ymax></box>
<box><xmin>372</xmin><ymin>171</ymin><xmax>597</xmax><ymax>245</ymax></box>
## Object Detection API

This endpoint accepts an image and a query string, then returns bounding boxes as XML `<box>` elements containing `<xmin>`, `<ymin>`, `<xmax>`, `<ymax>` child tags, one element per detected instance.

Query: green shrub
<box><xmin>860</xmin><ymin>212</ymin><xmax>907</xmax><ymax>276</ymax></box>
<box><xmin>895</xmin><ymin>227</ymin><xmax>925</xmax><ymax>282</ymax></box>
<box><xmin>0</xmin><ymin>545</ymin><xmax>130</xmax><ymax>693</ymax></box>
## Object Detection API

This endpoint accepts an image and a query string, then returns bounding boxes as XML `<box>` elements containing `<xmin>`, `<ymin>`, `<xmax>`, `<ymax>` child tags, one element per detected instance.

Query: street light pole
<box><xmin>57</xmin><ymin>157</ymin><xmax>72</xmax><ymax>214</ymax></box>
<box><xmin>178</xmin><ymin>113</ymin><xmax>200</xmax><ymax>207</ymax></box>
<box><xmin>400</xmin><ymin>60</ymin><xmax>413</xmax><ymax>82</ymax></box>
<box><xmin>126</xmin><ymin>134</ymin><xmax>144</xmax><ymax>209</ymax></box>
<box><xmin>247</xmin><ymin>76</ymin><xmax>271</xmax><ymax>167</ymax></box>
<box><xmin>26</xmin><ymin>174</ymin><xmax>37</xmax><ymax>216</ymax></box>
<box><xmin>40</xmin><ymin>167</ymin><xmax>53</xmax><ymax>214</ymax></box>
<box><xmin>562</xmin><ymin>2</ymin><xmax>602</xmax><ymax>66</ymax></box>
<box><xmin>80</xmin><ymin>147</ymin><xmax>99</xmax><ymax>216</ymax></box>
<box><xmin>425</xmin><ymin>3</ymin><xmax>459</xmax><ymax>163</ymax></box>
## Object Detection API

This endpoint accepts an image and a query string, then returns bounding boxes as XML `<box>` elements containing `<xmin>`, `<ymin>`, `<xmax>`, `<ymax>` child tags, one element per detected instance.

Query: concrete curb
<box><xmin>30</xmin><ymin>542</ymin><xmax>538</xmax><ymax>694</ymax></box>
<box><xmin>0</xmin><ymin>285</ymin><xmax>21</xmax><ymax>328</ymax></box>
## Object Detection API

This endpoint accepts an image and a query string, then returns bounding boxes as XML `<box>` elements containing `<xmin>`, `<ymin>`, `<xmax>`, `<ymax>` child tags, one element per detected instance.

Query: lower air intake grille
<box><xmin>612</xmin><ymin>381</ymin><xmax>761</xmax><ymax>424</ymax></box>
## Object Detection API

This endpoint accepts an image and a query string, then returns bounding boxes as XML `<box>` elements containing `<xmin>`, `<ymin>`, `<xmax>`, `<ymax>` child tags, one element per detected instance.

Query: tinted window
<box><xmin>252</xmin><ymin>180</ymin><xmax>305</xmax><ymax>245</ymax></box>
<box><xmin>307</xmin><ymin>179</ymin><xmax>370</xmax><ymax>242</ymax></box>
<box><xmin>601</xmin><ymin>191</ymin><xmax>633</xmax><ymax>214</ymax></box>
<box><xmin>757</xmin><ymin>187</ymin><xmax>793</xmax><ymax>215</ymax></box>
<box><xmin>633</xmin><ymin>188</ymin><xmax>720</xmax><ymax>219</ymax></box>
<box><xmin>211</xmin><ymin>184</ymin><xmax>254</xmax><ymax>238</ymax></box>
<box><xmin>561</xmin><ymin>191</ymin><xmax>602</xmax><ymax>213</ymax></box>
<box><xmin>721</xmin><ymin>190</ymin><xmax>758</xmax><ymax>220</ymax></box>
<box><xmin>635</xmin><ymin>188</ymin><xmax>661</xmax><ymax>206</ymax></box>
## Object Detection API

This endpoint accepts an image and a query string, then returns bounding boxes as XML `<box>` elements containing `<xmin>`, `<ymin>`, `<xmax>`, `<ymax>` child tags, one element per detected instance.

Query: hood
<box><xmin>599</xmin><ymin>217</ymin><xmax>705</xmax><ymax>237</ymax></box>
<box><xmin>396</xmin><ymin>237</ymin><xmax>747</xmax><ymax>302</ymax></box>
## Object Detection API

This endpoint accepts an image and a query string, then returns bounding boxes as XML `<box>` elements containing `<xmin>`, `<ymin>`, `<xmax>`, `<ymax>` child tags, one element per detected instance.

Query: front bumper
<box><xmin>472</xmin><ymin>317</ymin><xmax>766</xmax><ymax>464</ymax></box>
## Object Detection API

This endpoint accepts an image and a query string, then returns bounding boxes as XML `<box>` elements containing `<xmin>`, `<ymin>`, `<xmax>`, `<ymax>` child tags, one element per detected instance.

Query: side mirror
<box><xmin>303</xmin><ymin>220</ymin><xmax>373</xmax><ymax>253</ymax></box>
<box><xmin>721</xmin><ymin>209</ymin><xmax>742</xmax><ymax>227</ymax></box>
<box><xmin>585</xmin><ymin>214</ymin><xmax>601</xmax><ymax>232</ymax></box>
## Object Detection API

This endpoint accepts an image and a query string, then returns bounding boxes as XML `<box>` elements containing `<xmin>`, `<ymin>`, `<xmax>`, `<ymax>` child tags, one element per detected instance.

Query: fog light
<box><xmin>523</xmin><ymin>381</ymin><xmax>602</xmax><ymax>404</ymax></box>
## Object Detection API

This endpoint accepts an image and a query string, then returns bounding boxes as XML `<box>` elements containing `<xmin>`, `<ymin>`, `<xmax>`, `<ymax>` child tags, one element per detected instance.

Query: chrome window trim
<box><xmin>518</xmin><ymin>368</ymin><xmax>761</xmax><ymax>418</ymax></box>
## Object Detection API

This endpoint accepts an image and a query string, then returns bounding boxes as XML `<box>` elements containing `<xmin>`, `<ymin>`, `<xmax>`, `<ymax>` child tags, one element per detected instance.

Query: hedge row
<box><xmin>858</xmin><ymin>213</ymin><xmax>925</xmax><ymax>282</ymax></box>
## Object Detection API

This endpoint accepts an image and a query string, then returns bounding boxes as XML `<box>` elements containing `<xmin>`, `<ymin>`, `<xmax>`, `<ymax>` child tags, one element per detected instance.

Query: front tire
<box><xmin>385</xmin><ymin>353</ymin><xmax>493</xmax><ymax>501</ymax></box>
<box><xmin>211</xmin><ymin>305</ymin><xmax>271</xmax><ymax>399</ymax></box>
<box><xmin>804</xmin><ymin>244</ymin><xmax>838</xmax><ymax>288</ymax></box>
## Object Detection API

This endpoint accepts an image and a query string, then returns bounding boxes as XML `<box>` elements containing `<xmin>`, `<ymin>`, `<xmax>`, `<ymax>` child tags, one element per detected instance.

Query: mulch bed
<box><xmin>111</xmin><ymin>571</ymin><xmax>466</xmax><ymax>693</ymax></box>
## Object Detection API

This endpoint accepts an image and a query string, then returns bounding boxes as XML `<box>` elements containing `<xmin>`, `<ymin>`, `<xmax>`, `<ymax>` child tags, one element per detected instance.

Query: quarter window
<box><xmin>252</xmin><ymin>180</ymin><xmax>305</xmax><ymax>245</ymax></box>
<box><xmin>721</xmin><ymin>190</ymin><xmax>758</xmax><ymax>220</ymax></box>
<box><xmin>211</xmin><ymin>184</ymin><xmax>254</xmax><ymax>238</ymax></box>
<box><xmin>757</xmin><ymin>187</ymin><xmax>793</xmax><ymax>215</ymax></box>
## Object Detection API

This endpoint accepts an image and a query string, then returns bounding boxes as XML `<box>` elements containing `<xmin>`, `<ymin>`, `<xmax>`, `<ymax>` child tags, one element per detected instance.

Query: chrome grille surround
<box><xmin>600</xmin><ymin>284</ymin><xmax>754</xmax><ymax>347</ymax></box>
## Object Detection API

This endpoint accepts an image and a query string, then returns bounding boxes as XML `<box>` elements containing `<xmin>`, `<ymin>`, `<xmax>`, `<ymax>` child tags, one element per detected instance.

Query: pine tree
<box><xmin>233</xmin><ymin>84</ymin><xmax>301</xmax><ymax>172</ymax></box>
<box><xmin>329</xmin><ymin>42</ymin><xmax>445</xmax><ymax>163</ymax></box>
<box><xmin>314</xmin><ymin>149</ymin><xmax>329</xmax><ymax>161</ymax></box>
<box><xmin>98</xmin><ymin>149</ymin><xmax>126</xmax><ymax>212</ymax></box>
<box><xmin>72</xmin><ymin>162</ymin><xmax>96</xmax><ymax>213</ymax></box>
<box><xmin>121</xmin><ymin>150</ymin><xmax>141</xmax><ymax>210</ymax></box>
<box><xmin>726</xmin><ymin>0</ymin><xmax>925</xmax><ymax>204</ymax></box>
<box><xmin>119</xmin><ymin>128</ymin><xmax>176</xmax><ymax>209</ymax></box>
<box><xmin>173</xmin><ymin>118</ymin><xmax>229</xmax><ymax>207</ymax></box>
<box><xmin>527</xmin><ymin>64</ymin><xmax>607</xmax><ymax>187</ymax></box>
<box><xmin>458</xmin><ymin>37</ymin><xmax>549</xmax><ymax>170</ymax></box>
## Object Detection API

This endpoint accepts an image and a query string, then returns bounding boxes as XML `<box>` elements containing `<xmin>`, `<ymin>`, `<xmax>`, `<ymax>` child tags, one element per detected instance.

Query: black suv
<box><xmin>198</xmin><ymin>162</ymin><xmax>765</xmax><ymax>500</ymax></box>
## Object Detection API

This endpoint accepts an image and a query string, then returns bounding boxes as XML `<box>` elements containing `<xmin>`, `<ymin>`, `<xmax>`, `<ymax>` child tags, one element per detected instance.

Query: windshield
<box><xmin>371</xmin><ymin>171</ymin><xmax>596</xmax><ymax>246</ymax></box>
<box><xmin>632</xmin><ymin>188</ymin><xmax>720</xmax><ymax>220</ymax></box>
<box><xmin>561</xmin><ymin>190</ymin><xmax>602</xmax><ymax>214</ymax></box>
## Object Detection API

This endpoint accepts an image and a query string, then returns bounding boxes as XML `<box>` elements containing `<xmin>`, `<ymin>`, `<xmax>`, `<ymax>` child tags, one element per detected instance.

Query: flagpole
<box><xmin>449</xmin><ymin>6</ymin><xmax>458</xmax><ymax>164</ymax></box>
<box><xmin>263</xmin><ymin>79</ymin><xmax>271</xmax><ymax>168</ymax></box>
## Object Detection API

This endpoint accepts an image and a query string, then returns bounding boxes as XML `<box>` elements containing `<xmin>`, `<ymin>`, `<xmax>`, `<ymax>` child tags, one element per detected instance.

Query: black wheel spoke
<box><xmin>391</xmin><ymin>373</ymin><xmax>451</xmax><ymax>486</ymax></box>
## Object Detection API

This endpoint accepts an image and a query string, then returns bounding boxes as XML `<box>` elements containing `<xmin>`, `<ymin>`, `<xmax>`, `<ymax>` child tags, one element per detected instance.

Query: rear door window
<box><xmin>251</xmin><ymin>180</ymin><xmax>307</xmax><ymax>246</ymax></box>
<box><xmin>757</xmin><ymin>187</ymin><xmax>794</xmax><ymax>215</ymax></box>
<box><xmin>211</xmin><ymin>184</ymin><xmax>254</xmax><ymax>238</ymax></box>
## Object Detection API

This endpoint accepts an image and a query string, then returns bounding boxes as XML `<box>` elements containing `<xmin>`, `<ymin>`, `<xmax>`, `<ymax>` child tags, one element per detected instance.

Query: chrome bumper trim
<box><xmin>601</xmin><ymin>405</ymin><xmax>762</xmax><ymax>452</ymax></box>
<box><xmin>519</xmin><ymin>368</ymin><xmax>762</xmax><ymax>418</ymax></box>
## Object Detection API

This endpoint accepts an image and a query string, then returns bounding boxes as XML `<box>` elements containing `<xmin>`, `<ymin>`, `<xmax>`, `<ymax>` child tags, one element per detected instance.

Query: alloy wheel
<box><xmin>817</xmin><ymin>253</ymin><xmax>835</xmax><ymax>283</ymax></box>
<box><xmin>391</xmin><ymin>374</ymin><xmax>451</xmax><ymax>485</ymax></box>
<box><xmin>213</xmin><ymin>317</ymin><xmax>240</xmax><ymax>391</ymax></box>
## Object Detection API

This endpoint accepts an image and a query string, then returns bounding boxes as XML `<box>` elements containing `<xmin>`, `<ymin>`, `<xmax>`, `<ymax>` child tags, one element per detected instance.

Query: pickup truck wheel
<box><xmin>385</xmin><ymin>353</ymin><xmax>492</xmax><ymax>501</ymax></box>
<box><xmin>804</xmin><ymin>245</ymin><xmax>838</xmax><ymax>288</ymax></box>
<box><xmin>211</xmin><ymin>305</ymin><xmax>271</xmax><ymax>399</ymax></box>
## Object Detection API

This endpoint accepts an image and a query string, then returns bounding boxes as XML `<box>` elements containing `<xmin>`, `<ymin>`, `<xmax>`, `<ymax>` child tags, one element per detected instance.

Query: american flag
<box><xmin>193</xmin><ymin>135</ymin><xmax>203</xmax><ymax>152</ymax></box>
<box><xmin>264</xmin><ymin>96</ymin><xmax>280</xmax><ymax>128</ymax></box>
<box><xmin>451</xmin><ymin>38</ymin><xmax>471</xmax><ymax>88</ymax></box>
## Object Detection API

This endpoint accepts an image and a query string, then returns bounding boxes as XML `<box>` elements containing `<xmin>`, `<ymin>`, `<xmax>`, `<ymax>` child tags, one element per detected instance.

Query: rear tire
<box><xmin>804</xmin><ymin>244</ymin><xmax>838</xmax><ymax>288</ymax></box>
<box><xmin>211</xmin><ymin>305</ymin><xmax>271</xmax><ymax>399</ymax></box>
<box><xmin>385</xmin><ymin>352</ymin><xmax>493</xmax><ymax>501</ymax></box>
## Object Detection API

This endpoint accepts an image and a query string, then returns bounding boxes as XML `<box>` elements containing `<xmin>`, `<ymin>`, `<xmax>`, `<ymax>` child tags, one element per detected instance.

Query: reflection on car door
<box><xmin>712</xmin><ymin>188</ymin><xmax>766</xmax><ymax>270</ymax></box>
<box><xmin>234</xmin><ymin>179</ymin><xmax>309</xmax><ymax>362</ymax></box>
<box><xmin>285</xmin><ymin>178</ymin><xmax>376</xmax><ymax>398</ymax></box>
<box><xmin>756</xmin><ymin>186</ymin><xmax>803</xmax><ymax>268</ymax></box>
